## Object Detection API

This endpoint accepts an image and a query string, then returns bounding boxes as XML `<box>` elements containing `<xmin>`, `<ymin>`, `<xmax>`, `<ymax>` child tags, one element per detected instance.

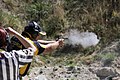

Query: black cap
<box><xmin>25</xmin><ymin>21</ymin><xmax>46</xmax><ymax>35</ymax></box>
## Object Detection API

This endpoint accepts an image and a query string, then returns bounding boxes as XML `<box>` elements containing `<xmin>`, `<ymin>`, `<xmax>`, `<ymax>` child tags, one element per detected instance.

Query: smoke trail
<box><xmin>66</xmin><ymin>29</ymin><xmax>100</xmax><ymax>48</ymax></box>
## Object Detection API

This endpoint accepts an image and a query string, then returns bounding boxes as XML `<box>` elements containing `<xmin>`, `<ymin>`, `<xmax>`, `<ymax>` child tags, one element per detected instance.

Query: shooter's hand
<box><xmin>58</xmin><ymin>39</ymin><xmax>64</xmax><ymax>47</ymax></box>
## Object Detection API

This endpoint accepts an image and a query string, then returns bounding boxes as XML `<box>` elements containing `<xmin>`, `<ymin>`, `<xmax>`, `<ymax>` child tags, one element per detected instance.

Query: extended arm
<box><xmin>37</xmin><ymin>40</ymin><xmax>56</xmax><ymax>44</ymax></box>
<box><xmin>39</xmin><ymin>39</ymin><xmax>64</xmax><ymax>55</ymax></box>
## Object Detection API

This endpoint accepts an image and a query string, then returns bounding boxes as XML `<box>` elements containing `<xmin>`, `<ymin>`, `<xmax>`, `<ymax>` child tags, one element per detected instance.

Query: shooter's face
<box><xmin>36</xmin><ymin>34</ymin><xmax>41</xmax><ymax>40</ymax></box>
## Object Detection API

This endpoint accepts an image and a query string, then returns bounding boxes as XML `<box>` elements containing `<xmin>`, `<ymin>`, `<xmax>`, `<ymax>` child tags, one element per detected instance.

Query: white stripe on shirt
<box><xmin>1</xmin><ymin>60</ymin><xmax>7</xmax><ymax>80</ymax></box>
<box><xmin>13</xmin><ymin>56</ymin><xmax>18</xmax><ymax>80</ymax></box>
<box><xmin>11</xmin><ymin>51</ymin><xmax>19</xmax><ymax>80</ymax></box>
<box><xmin>8</xmin><ymin>58</ymin><xmax>14</xmax><ymax>80</ymax></box>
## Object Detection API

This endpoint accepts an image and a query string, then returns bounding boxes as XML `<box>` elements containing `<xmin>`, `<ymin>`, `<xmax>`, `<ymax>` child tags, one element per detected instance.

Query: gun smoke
<box><xmin>65</xmin><ymin>29</ymin><xmax>100</xmax><ymax>48</ymax></box>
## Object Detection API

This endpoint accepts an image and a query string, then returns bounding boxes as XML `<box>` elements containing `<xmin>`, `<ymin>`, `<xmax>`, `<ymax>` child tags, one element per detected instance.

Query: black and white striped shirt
<box><xmin>0</xmin><ymin>48</ymin><xmax>35</xmax><ymax>80</ymax></box>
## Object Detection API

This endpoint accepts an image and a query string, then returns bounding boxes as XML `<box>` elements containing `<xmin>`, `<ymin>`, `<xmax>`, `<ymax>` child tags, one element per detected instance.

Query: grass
<box><xmin>93</xmin><ymin>52</ymin><xmax>116</xmax><ymax>66</ymax></box>
<box><xmin>0</xmin><ymin>10</ymin><xmax>24</xmax><ymax>32</ymax></box>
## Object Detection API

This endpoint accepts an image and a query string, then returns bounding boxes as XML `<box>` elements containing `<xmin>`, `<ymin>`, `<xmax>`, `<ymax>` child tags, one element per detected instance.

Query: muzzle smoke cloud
<box><xmin>65</xmin><ymin>29</ymin><xmax>100</xmax><ymax>48</ymax></box>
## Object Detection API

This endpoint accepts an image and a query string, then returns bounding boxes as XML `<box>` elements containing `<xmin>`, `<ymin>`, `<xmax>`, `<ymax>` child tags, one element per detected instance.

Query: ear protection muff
<box><xmin>31</xmin><ymin>32</ymin><xmax>39</xmax><ymax>40</ymax></box>
<box><xmin>6</xmin><ymin>34</ymin><xmax>10</xmax><ymax>44</ymax></box>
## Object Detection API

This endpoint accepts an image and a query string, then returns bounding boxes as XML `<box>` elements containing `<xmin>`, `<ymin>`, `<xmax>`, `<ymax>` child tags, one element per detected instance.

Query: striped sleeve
<box><xmin>11</xmin><ymin>48</ymin><xmax>35</xmax><ymax>67</ymax></box>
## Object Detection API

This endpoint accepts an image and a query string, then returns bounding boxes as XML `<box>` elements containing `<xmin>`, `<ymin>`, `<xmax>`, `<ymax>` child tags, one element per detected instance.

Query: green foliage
<box><xmin>24</xmin><ymin>1</ymin><xmax>65</xmax><ymax>37</ymax></box>
<box><xmin>65</xmin><ymin>60</ymin><xmax>75</xmax><ymax>66</ymax></box>
<box><xmin>94</xmin><ymin>53</ymin><xmax>116</xmax><ymax>63</ymax></box>
<box><xmin>25</xmin><ymin>1</ymin><xmax>52</xmax><ymax>21</ymax></box>
<box><xmin>0</xmin><ymin>10</ymin><xmax>23</xmax><ymax>31</ymax></box>
<box><xmin>45</xmin><ymin>17</ymin><xmax>64</xmax><ymax>37</ymax></box>
<box><xmin>1</xmin><ymin>0</ymin><xmax>120</xmax><ymax>49</ymax></box>
<box><xmin>23</xmin><ymin>0</ymin><xmax>120</xmax><ymax>44</ymax></box>
<box><xmin>64</xmin><ymin>0</ymin><xmax>120</xmax><ymax>47</ymax></box>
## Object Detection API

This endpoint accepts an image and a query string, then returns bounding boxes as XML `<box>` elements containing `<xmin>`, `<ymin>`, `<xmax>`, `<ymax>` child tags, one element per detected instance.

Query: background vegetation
<box><xmin>0</xmin><ymin>0</ymin><xmax>120</xmax><ymax>52</ymax></box>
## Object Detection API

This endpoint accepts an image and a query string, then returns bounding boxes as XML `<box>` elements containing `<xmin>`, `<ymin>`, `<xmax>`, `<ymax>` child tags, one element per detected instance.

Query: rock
<box><xmin>53</xmin><ymin>67</ymin><xmax>58</xmax><ymax>72</ymax></box>
<box><xmin>39</xmin><ymin>70</ymin><xmax>43</xmax><ymax>74</ymax></box>
<box><xmin>66</xmin><ymin>66</ymin><xmax>75</xmax><ymax>71</ymax></box>
<box><xmin>90</xmin><ymin>67</ymin><xmax>116</xmax><ymax>77</ymax></box>
<box><xmin>34</xmin><ymin>75</ymin><xmax>48</xmax><ymax>80</ymax></box>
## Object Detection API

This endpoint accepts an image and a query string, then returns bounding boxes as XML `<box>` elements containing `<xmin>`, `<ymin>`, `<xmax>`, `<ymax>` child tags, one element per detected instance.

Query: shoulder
<box><xmin>0</xmin><ymin>51</ymin><xmax>14</xmax><ymax>58</ymax></box>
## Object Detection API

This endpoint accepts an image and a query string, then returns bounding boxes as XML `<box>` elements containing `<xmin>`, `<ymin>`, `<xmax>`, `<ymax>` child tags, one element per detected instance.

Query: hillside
<box><xmin>1</xmin><ymin>0</ymin><xmax>120</xmax><ymax>44</ymax></box>
<box><xmin>0</xmin><ymin>0</ymin><xmax>120</xmax><ymax>80</ymax></box>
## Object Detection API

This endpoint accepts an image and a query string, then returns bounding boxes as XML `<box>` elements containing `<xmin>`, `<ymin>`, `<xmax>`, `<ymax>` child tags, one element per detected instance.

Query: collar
<box><xmin>0</xmin><ymin>49</ymin><xmax>5</xmax><ymax>59</ymax></box>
